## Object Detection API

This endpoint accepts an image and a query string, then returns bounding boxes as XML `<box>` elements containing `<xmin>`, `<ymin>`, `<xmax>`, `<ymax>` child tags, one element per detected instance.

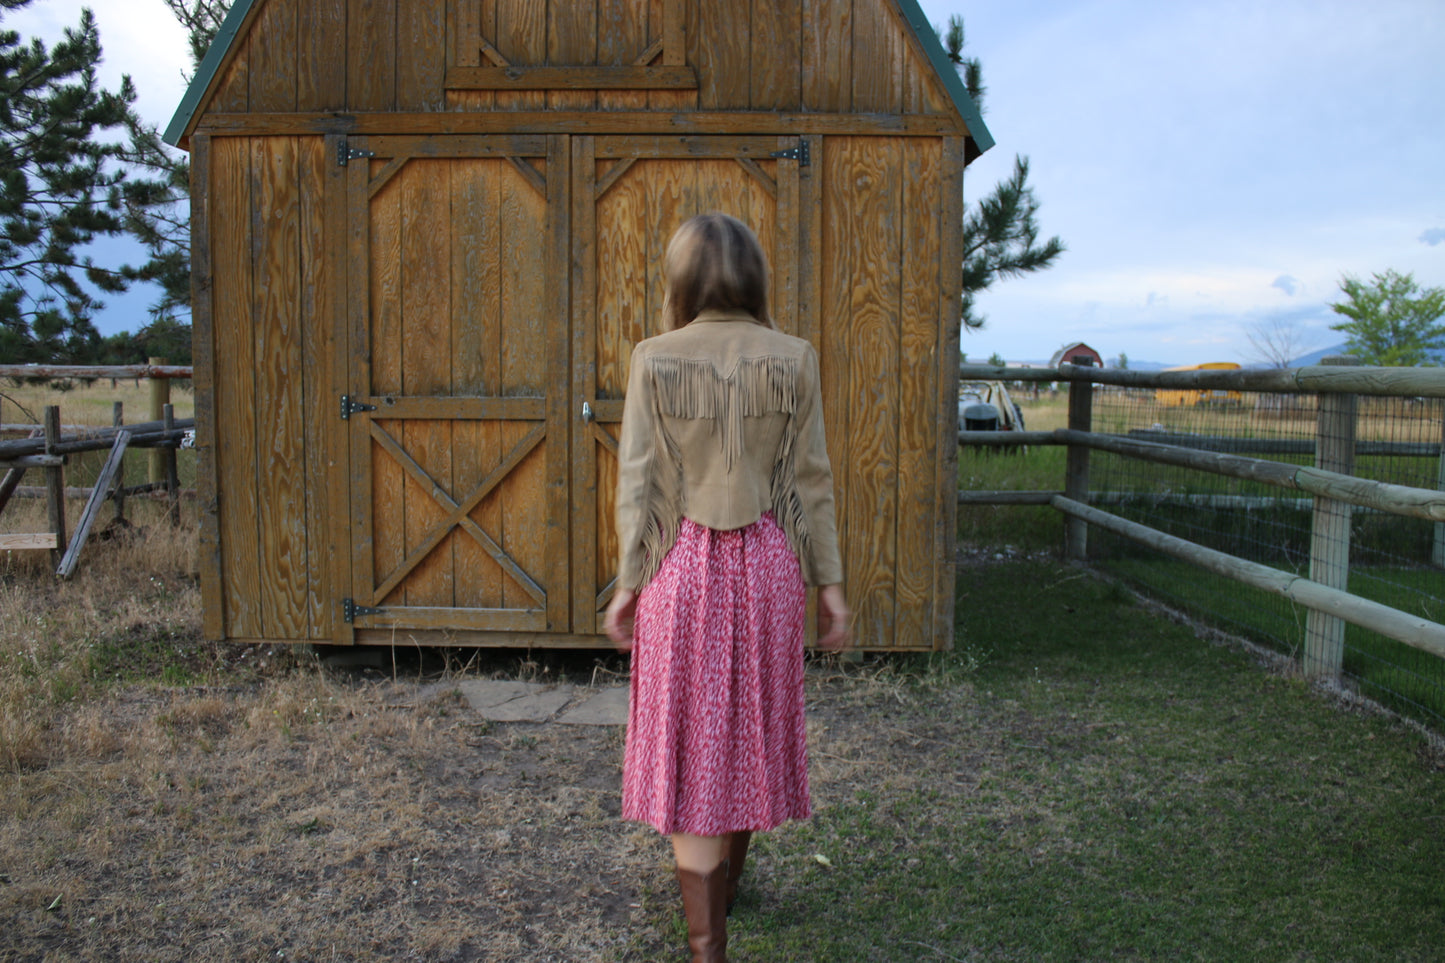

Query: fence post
<box><xmin>163</xmin><ymin>403</ymin><xmax>180</xmax><ymax>526</ymax></box>
<box><xmin>1064</xmin><ymin>357</ymin><xmax>1095</xmax><ymax>561</ymax></box>
<box><xmin>112</xmin><ymin>401</ymin><xmax>126</xmax><ymax>524</ymax></box>
<box><xmin>1433</xmin><ymin>405</ymin><xmax>1445</xmax><ymax>568</ymax></box>
<box><xmin>148</xmin><ymin>356</ymin><xmax>168</xmax><ymax>486</ymax></box>
<box><xmin>1304</xmin><ymin>355</ymin><xmax>1359</xmax><ymax>679</ymax></box>
<box><xmin>43</xmin><ymin>405</ymin><xmax>66</xmax><ymax>568</ymax></box>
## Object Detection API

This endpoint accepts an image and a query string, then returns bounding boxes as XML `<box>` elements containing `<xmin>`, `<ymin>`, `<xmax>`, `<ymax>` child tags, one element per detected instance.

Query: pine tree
<box><xmin>942</xmin><ymin>15</ymin><xmax>1065</xmax><ymax>331</ymax></box>
<box><xmin>0</xmin><ymin>0</ymin><xmax>171</xmax><ymax>361</ymax></box>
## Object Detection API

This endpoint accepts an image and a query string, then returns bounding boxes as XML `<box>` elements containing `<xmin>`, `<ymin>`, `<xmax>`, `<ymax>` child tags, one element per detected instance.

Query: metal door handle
<box><xmin>582</xmin><ymin>401</ymin><xmax>594</xmax><ymax>423</ymax></box>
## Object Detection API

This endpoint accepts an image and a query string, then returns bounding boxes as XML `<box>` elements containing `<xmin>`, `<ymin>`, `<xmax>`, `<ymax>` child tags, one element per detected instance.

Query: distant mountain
<box><xmin>1291</xmin><ymin>343</ymin><xmax>1445</xmax><ymax>366</ymax></box>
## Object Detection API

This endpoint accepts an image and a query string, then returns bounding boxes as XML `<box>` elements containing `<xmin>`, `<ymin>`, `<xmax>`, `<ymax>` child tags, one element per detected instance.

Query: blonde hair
<box><xmin>661</xmin><ymin>213</ymin><xmax>773</xmax><ymax>331</ymax></box>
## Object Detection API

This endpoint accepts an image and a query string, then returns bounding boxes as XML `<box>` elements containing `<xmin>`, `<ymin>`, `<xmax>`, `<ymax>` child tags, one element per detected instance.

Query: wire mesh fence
<box><xmin>1083</xmin><ymin>386</ymin><xmax>1445</xmax><ymax>728</ymax></box>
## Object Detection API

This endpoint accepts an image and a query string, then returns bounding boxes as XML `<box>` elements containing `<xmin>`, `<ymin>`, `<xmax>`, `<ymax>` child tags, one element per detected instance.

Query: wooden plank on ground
<box><xmin>0</xmin><ymin>534</ymin><xmax>57</xmax><ymax>550</ymax></box>
<box><xmin>56</xmin><ymin>430</ymin><xmax>131</xmax><ymax>579</ymax></box>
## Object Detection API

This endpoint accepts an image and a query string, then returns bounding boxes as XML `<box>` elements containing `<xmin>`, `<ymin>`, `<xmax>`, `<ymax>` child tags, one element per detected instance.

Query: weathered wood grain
<box><xmin>692</xmin><ymin>0</ymin><xmax>749</xmax><ymax>109</ymax></box>
<box><xmin>322</xmin><ymin>135</ymin><xmax>352</xmax><ymax>643</ymax></box>
<box><xmin>400</xmin><ymin>159</ymin><xmax>455</xmax><ymax>607</ymax></box>
<box><xmin>397</xmin><ymin>0</ymin><xmax>446</xmax><ymax>110</ymax></box>
<box><xmin>751</xmin><ymin>0</ymin><xmax>801</xmax><ymax>110</ymax></box>
<box><xmin>802</xmin><ymin>0</ymin><xmax>851</xmax><ymax>111</ymax></box>
<box><xmin>348</xmin><ymin>0</ymin><xmax>396</xmax><ymax>111</ymax></box>
<box><xmin>819</xmin><ymin>136</ymin><xmax>852</xmax><ymax>615</ymax></box>
<box><xmin>895</xmin><ymin>136</ymin><xmax>941</xmax><ymax>647</ymax></box>
<box><xmin>247</xmin><ymin>0</ymin><xmax>296</xmax><ymax>111</ymax></box>
<box><xmin>367</xmin><ymin>159</ymin><xmax>406</xmax><ymax>606</ymax></box>
<box><xmin>499</xmin><ymin>153</ymin><xmax>548</xmax><ymax>612</ymax></box>
<box><xmin>543</xmin><ymin>134</ymin><xmax>572</xmax><ymax>631</ymax></box>
<box><xmin>297</xmin><ymin>0</ymin><xmax>346</xmax><ymax>110</ymax></box>
<box><xmin>451</xmin><ymin>158</ymin><xmax>504</xmax><ymax>609</ymax></box>
<box><xmin>494</xmin><ymin>0</ymin><xmax>546</xmax><ymax>110</ymax></box>
<box><xmin>597</xmin><ymin>0</ymin><xmax>649</xmax><ymax>110</ymax></box>
<box><xmin>547</xmin><ymin>0</ymin><xmax>597</xmax><ymax>110</ymax></box>
<box><xmin>198</xmin><ymin>111</ymin><xmax>967</xmax><ymax>137</ymax></box>
<box><xmin>569</xmin><ymin>136</ymin><xmax>599</xmax><ymax>630</ymax></box>
<box><xmin>296</xmin><ymin>137</ymin><xmax>333</xmax><ymax>639</ymax></box>
<box><xmin>933</xmin><ymin>136</ymin><xmax>965</xmax><ymax>648</ymax></box>
<box><xmin>188</xmin><ymin>135</ymin><xmax>225</xmax><ymax>641</ymax></box>
<box><xmin>253</xmin><ymin>137</ymin><xmax>309</xmax><ymax>638</ymax></box>
<box><xmin>843</xmin><ymin>137</ymin><xmax>902</xmax><ymax>648</ymax></box>
<box><xmin>212</xmin><ymin>137</ymin><xmax>261</xmax><ymax>637</ymax></box>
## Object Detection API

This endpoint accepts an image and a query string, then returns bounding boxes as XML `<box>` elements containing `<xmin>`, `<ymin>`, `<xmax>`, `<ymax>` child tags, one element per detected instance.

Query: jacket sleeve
<box><xmin>794</xmin><ymin>343</ymin><xmax>843</xmax><ymax>586</ymax></box>
<box><xmin>614</xmin><ymin>343</ymin><xmax>656</xmax><ymax>591</ymax></box>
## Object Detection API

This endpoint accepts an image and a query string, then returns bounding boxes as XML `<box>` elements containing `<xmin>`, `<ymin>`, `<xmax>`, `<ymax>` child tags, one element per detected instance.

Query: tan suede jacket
<box><xmin>615</xmin><ymin>309</ymin><xmax>843</xmax><ymax>591</ymax></box>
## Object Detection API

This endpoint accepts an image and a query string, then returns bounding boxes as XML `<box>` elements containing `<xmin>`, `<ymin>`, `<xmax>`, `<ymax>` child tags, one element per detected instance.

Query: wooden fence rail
<box><xmin>957</xmin><ymin>359</ymin><xmax>1445</xmax><ymax>681</ymax></box>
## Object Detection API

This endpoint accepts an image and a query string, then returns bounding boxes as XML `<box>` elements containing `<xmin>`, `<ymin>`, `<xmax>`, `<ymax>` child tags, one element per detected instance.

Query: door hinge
<box><xmin>337</xmin><ymin>138</ymin><xmax>375</xmax><ymax>166</ymax></box>
<box><xmin>342</xmin><ymin>598</ymin><xmax>385</xmax><ymax>623</ymax></box>
<box><xmin>770</xmin><ymin>140</ymin><xmax>810</xmax><ymax>167</ymax></box>
<box><xmin>340</xmin><ymin>394</ymin><xmax>377</xmax><ymax>420</ymax></box>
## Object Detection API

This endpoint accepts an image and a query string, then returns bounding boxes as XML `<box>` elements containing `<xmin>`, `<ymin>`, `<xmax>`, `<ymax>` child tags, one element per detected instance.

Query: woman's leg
<box><xmin>673</xmin><ymin>834</ymin><xmax>729</xmax><ymax>961</ymax></box>
<box><xmin>672</xmin><ymin>833</ymin><xmax>727</xmax><ymax>872</ymax></box>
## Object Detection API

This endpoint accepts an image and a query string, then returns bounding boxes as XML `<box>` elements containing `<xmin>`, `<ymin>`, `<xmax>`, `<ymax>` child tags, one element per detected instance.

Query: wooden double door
<box><xmin>340</xmin><ymin>134</ymin><xmax>807</xmax><ymax>641</ymax></box>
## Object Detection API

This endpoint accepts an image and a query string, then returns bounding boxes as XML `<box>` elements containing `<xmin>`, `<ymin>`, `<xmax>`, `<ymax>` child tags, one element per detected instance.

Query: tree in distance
<box><xmin>0</xmin><ymin>0</ymin><xmax>172</xmax><ymax>362</ymax></box>
<box><xmin>1329</xmin><ymin>270</ymin><xmax>1445</xmax><ymax>367</ymax></box>
<box><xmin>941</xmin><ymin>15</ymin><xmax>1065</xmax><ymax>332</ymax></box>
<box><xmin>1245</xmin><ymin>316</ymin><xmax>1321</xmax><ymax>368</ymax></box>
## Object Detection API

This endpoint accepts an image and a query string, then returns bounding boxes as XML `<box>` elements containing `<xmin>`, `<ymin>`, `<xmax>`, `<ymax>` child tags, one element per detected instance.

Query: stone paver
<box><xmin>555</xmin><ymin>686</ymin><xmax>630</xmax><ymax>725</ymax></box>
<box><xmin>456</xmin><ymin>680</ymin><xmax>628</xmax><ymax>725</ymax></box>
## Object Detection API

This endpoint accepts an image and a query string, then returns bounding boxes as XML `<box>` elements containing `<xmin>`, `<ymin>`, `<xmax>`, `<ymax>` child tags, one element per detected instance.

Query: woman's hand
<box><xmin>604</xmin><ymin>588</ymin><xmax>639</xmax><ymax>652</ymax></box>
<box><xmin>816</xmin><ymin>584</ymin><xmax>850</xmax><ymax>651</ymax></box>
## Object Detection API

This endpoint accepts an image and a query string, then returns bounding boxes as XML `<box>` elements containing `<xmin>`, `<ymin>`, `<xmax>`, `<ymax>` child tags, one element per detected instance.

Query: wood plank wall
<box><xmin>205</xmin><ymin>0</ymin><xmax>952</xmax><ymax>117</ymax></box>
<box><xmin>206</xmin><ymin>136</ymin><xmax>335</xmax><ymax>641</ymax></box>
<box><xmin>820</xmin><ymin>136</ymin><xmax>946</xmax><ymax>648</ymax></box>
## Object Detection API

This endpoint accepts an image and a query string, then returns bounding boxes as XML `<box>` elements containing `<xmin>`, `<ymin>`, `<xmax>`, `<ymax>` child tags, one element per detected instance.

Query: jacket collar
<box><xmin>690</xmin><ymin>309</ymin><xmax>764</xmax><ymax>326</ymax></box>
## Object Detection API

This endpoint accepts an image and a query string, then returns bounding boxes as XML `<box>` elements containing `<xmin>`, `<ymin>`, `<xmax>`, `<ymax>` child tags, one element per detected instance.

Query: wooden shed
<box><xmin>165</xmin><ymin>0</ymin><xmax>995</xmax><ymax>651</ymax></box>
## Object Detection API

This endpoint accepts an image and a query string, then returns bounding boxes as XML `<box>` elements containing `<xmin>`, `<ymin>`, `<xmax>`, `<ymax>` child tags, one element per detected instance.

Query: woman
<box><xmin>604</xmin><ymin>213</ymin><xmax>849</xmax><ymax>962</ymax></box>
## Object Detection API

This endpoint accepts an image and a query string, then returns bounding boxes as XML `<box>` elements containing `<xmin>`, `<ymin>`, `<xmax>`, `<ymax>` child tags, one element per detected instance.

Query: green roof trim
<box><xmin>893</xmin><ymin>0</ymin><xmax>996</xmax><ymax>158</ymax></box>
<box><xmin>162</xmin><ymin>0</ymin><xmax>259</xmax><ymax>147</ymax></box>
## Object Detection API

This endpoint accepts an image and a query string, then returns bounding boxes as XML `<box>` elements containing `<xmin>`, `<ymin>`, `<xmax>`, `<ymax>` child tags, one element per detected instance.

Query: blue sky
<box><xmin>7</xmin><ymin>0</ymin><xmax>1444</xmax><ymax>366</ymax></box>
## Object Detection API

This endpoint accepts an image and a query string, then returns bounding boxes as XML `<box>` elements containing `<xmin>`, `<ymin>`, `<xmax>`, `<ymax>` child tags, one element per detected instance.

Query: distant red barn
<box><xmin>1049</xmin><ymin>342</ymin><xmax>1104</xmax><ymax>367</ymax></box>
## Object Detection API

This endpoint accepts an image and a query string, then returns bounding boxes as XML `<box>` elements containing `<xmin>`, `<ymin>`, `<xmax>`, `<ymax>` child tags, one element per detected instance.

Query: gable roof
<box><xmin>165</xmin><ymin>0</ymin><xmax>996</xmax><ymax>156</ymax></box>
<box><xmin>893</xmin><ymin>0</ymin><xmax>994</xmax><ymax>160</ymax></box>
<box><xmin>163</xmin><ymin>0</ymin><xmax>256</xmax><ymax>147</ymax></box>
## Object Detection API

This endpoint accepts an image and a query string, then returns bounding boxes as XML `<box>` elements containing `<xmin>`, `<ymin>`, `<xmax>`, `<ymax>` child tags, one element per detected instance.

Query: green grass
<box><xmin>1103</xmin><ymin>554</ymin><xmax>1445</xmax><ymax>726</ymax></box>
<box><xmin>679</xmin><ymin>563</ymin><xmax>1445</xmax><ymax>962</ymax></box>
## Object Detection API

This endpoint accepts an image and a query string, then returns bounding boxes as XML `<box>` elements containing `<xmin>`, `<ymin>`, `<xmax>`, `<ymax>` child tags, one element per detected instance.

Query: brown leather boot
<box><xmin>676</xmin><ymin>861</ymin><xmax>729</xmax><ymax>962</ymax></box>
<box><xmin>726</xmin><ymin>831</ymin><xmax>752</xmax><ymax>913</ymax></box>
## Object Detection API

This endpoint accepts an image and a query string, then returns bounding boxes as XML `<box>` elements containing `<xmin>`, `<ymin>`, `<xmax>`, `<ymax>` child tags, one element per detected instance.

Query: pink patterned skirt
<box><xmin>622</xmin><ymin>512</ymin><xmax>812</xmax><ymax>836</ymax></box>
